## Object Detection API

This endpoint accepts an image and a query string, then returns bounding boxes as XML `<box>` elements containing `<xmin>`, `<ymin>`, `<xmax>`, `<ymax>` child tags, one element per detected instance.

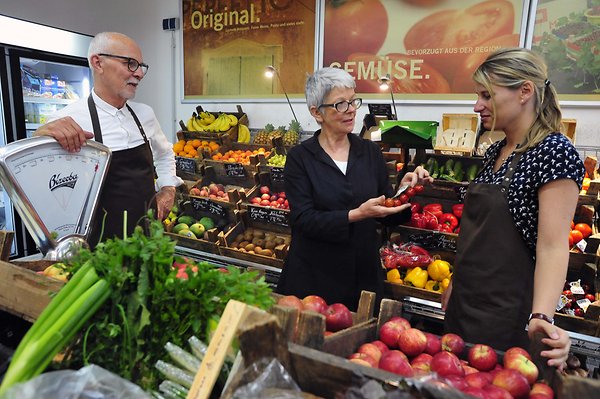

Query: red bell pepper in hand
<box><xmin>423</xmin><ymin>203</ymin><xmax>443</xmax><ymax>220</ymax></box>
<box><xmin>452</xmin><ymin>204</ymin><xmax>464</xmax><ymax>219</ymax></box>
<box><xmin>439</xmin><ymin>213</ymin><xmax>459</xmax><ymax>231</ymax></box>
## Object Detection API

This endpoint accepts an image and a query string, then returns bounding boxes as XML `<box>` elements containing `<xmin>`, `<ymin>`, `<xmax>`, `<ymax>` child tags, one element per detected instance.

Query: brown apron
<box><xmin>87</xmin><ymin>94</ymin><xmax>156</xmax><ymax>246</ymax></box>
<box><xmin>444</xmin><ymin>152</ymin><xmax>534</xmax><ymax>350</ymax></box>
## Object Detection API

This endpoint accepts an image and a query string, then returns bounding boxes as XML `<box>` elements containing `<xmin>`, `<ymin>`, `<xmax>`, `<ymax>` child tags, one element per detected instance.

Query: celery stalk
<box><xmin>0</xmin><ymin>278</ymin><xmax>110</xmax><ymax>394</ymax></box>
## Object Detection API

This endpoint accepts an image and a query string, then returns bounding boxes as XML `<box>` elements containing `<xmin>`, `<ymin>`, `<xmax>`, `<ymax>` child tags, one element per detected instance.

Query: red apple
<box><xmin>431</xmin><ymin>351</ymin><xmax>465</xmax><ymax>378</ymax></box>
<box><xmin>379</xmin><ymin>317</ymin><xmax>410</xmax><ymax>349</ymax></box>
<box><xmin>378</xmin><ymin>350</ymin><xmax>414</xmax><ymax>377</ymax></box>
<box><xmin>260</xmin><ymin>199</ymin><xmax>270</xmax><ymax>206</ymax></box>
<box><xmin>357</xmin><ymin>343</ymin><xmax>383</xmax><ymax>363</ymax></box>
<box><xmin>465</xmin><ymin>371</ymin><xmax>493</xmax><ymax>389</ymax></box>
<box><xmin>441</xmin><ymin>333</ymin><xmax>465</xmax><ymax>355</ymax></box>
<box><xmin>397</xmin><ymin>328</ymin><xmax>427</xmax><ymax>357</ymax></box>
<box><xmin>530</xmin><ymin>395</ymin><xmax>552</xmax><ymax>399</ymax></box>
<box><xmin>410</xmin><ymin>353</ymin><xmax>433</xmax><ymax>375</ymax></box>
<box><xmin>301</xmin><ymin>295</ymin><xmax>328</xmax><ymax>314</ymax></box>
<box><xmin>371</xmin><ymin>340</ymin><xmax>390</xmax><ymax>354</ymax></box>
<box><xmin>277</xmin><ymin>295</ymin><xmax>304</xmax><ymax>311</ymax></box>
<box><xmin>483</xmin><ymin>384</ymin><xmax>513</xmax><ymax>399</ymax></box>
<box><xmin>260</xmin><ymin>193</ymin><xmax>271</xmax><ymax>201</ymax></box>
<box><xmin>423</xmin><ymin>332</ymin><xmax>442</xmax><ymax>355</ymax></box>
<box><xmin>503</xmin><ymin>346</ymin><xmax>532</xmax><ymax>361</ymax></box>
<box><xmin>259</xmin><ymin>185</ymin><xmax>270</xmax><ymax>194</ymax></box>
<box><xmin>530</xmin><ymin>382</ymin><xmax>554</xmax><ymax>398</ymax></box>
<box><xmin>462</xmin><ymin>386</ymin><xmax>487</xmax><ymax>399</ymax></box>
<box><xmin>492</xmin><ymin>369</ymin><xmax>530</xmax><ymax>399</ymax></box>
<box><xmin>444</xmin><ymin>375</ymin><xmax>468</xmax><ymax>391</ymax></box>
<box><xmin>189</xmin><ymin>187</ymin><xmax>201</xmax><ymax>196</ymax></box>
<box><xmin>324</xmin><ymin>303</ymin><xmax>353</xmax><ymax>332</ymax></box>
<box><xmin>468</xmin><ymin>343</ymin><xmax>499</xmax><ymax>372</ymax></box>
<box><xmin>463</xmin><ymin>364</ymin><xmax>479</xmax><ymax>375</ymax></box>
<box><xmin>348</xmin><ymin>352</ymin><xmax>378</xmax><ymax>368</ymax></box>
<box><xmin>250</xmin><ymin>197</ymin><xmax>261</xmax><ymax>204</ymax></box>
<box><xmin>504</xmin><ymin>352</ymin><xmax>539</xmax><ymax>385</ymax></box>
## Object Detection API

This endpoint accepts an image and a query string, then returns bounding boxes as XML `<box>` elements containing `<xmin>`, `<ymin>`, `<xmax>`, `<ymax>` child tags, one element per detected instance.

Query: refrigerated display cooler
<box><xmin>0</xmin><ymin>15</ymin><xmax>92</xmax><ymax>257</ymax></box>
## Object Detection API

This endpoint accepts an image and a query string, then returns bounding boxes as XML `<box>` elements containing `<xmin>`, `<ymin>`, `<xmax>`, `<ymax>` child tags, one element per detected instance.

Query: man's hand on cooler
<box><xmin>34</xmin><ymin>117</ymin><xmax>94</xmax><ymax>152</ymax></box>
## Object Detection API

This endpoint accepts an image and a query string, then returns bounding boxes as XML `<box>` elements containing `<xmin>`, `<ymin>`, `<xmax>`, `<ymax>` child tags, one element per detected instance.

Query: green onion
<box><xmin>0</xmin><ymin>264</ymin><xmax>110</xmax><ymax>394</ymax></box>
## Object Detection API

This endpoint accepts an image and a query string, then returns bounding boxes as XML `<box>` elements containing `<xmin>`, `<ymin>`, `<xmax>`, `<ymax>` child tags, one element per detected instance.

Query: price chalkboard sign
<box><xmin>407</xmin><ymin>231</ymin><xmax>457</xmax><ymax>252</ymax></box>
<box><xmin>176</xmin><ymin>156</ymin><xmax>196</xmax><ymax>174</ymax></box>
<box><xmin>190</xmin><ymin>197</ymin><xmax>227</xmax><ymax>218</ymax></box>
<box><xmin>270</xmin><ymin>167</ymin><xmax>285</xmax><ymax>183</ymax></box>
<box><xmin>224</xmin><ymin>163</ymin><xmax>246</xmax><ymax>177</ymax></box>
<box><xmin>248</xmin><ymin>205</ymin><xmax>289</xmax><ymax>227</ymax></box>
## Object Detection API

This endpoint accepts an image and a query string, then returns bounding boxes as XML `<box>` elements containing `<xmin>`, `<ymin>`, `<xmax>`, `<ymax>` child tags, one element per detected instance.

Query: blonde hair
<box><xmin>473</xmin><ymin>48</ymin><xmax>562</xmax><ymax>151</ymax></box>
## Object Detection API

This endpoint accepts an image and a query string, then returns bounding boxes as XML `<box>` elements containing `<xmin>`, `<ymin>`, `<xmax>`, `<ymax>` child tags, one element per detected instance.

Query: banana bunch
<box><xmin>180</xmin><ymin>110</ymin><xmax>238</xmax><ymax>133</ymax></box>
<box><xmin>203</xmin><ymin>113</ymin><xmax>238</xmax><ymax>133</ymax></box>
<box><xmin>237</xmin><ymin>123</ymin><xmax>251</xmax><ymax>143</ymax></box>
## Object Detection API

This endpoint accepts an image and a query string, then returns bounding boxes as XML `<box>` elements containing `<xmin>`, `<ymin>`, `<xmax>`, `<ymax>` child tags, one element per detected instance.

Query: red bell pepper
<box><xmin>439</xmin><ymin>213</ymin><xmax>459</xmax><ymax>231</ymax></box>
<box><xmin>452</xmin><ymin>204</ymin><xmax>464</xmax><ymax>219</ymax></box>
<box><xmin>437</xmin><ymin>223</ymin><xmax>454</xmax><ymax>233</ymax></box>
<box><xmin>397</xmin><ymin>242</ymin><xmax>431</xmax><ymax>257</ymax></box>
<box><xmin>410</xmin><ymin>203</ymin><xmax>422</xmax><ymax>214</ymax></box>
<box><xmin>422</xmin><ymin>212</ymin><xmax>439</xmax><ymax>230</ymax></box>
<box><xmin>409</xmin><ymin>213</ymin><xmax>427</xmax><ymax>229</ymax></box>
<box><xmin>423</xmin><ymin>203</ymin><xmax>443</xmax><ymax>220</ymax></box>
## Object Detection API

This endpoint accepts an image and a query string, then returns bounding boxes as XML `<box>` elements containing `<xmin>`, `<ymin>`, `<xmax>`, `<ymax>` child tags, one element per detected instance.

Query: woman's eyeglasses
<box><xmin>318</xmin><ymin>98</ymin><xmax>362</xmax><ymax>113</ymax></box>
<box><xmin>98</xmin><ymin>53</ymin><xmax>149</xmax><ymax>74</ymax></box>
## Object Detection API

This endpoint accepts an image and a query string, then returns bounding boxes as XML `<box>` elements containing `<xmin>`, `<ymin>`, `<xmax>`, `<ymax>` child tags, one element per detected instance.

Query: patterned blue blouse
<box><xmin>462</xmin><ymin>133</ymin><xmax>585</xmax><ymax>252</ymax></box>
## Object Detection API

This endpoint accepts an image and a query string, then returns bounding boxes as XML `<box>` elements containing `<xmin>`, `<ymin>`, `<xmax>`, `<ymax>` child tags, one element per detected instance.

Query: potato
<box><xmin>245</xmin><ymin>243</ymin><xmax>255</xmax><ymax>252</ymax></box>
<box><xmin>258</xmin><ymin>248</ymin><xmax>273</xmax><ymax>257</ymax></box>
<box><xmin>238</xmin><ymin>240</ymin><xmax>250</xmax><ymax>249</ymax></box>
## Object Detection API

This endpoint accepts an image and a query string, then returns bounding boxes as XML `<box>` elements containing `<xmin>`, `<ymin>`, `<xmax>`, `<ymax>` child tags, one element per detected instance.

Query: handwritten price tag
<box><xmin>190</xmin><ymin>197</ymin><xmax>227</xmax><ymax>218</ymax></box>
<box><xmin>176</xmin><ymin>156</ymin><xmax>197</xmax><ymax>173</ymax></box>
<box><xmin>270</xmin><ymin>167</ymin><xmax>285</xmax><ymax>183</ymax></box>
<box><xmin>224</xmin><ymin>163</ymin><xmax>246</xmax><ymax>177</ymax></box>
<box><xmin>248</xmin><ymin>205</ymin><xmax>289</xmax><ymax>227</ymax></box>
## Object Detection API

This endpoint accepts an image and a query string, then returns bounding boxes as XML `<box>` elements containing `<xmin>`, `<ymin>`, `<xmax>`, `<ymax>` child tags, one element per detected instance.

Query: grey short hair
<box><xmin>305</xmin><ymin>67</ymin><xmax>356</xmax><ymax>110</ymax></box>
<box><xmin>87</xmin><ymin>32</ymin><xmax>131</xmax><ymax>67</ymax></box>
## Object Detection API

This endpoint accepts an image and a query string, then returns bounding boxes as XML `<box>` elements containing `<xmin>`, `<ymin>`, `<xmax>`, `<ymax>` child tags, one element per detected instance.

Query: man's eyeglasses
<box><xmin>318</xmin><ymin>98</ymin><xmax>362</xmax><ymax>113</ymax></box>
<box><xmin>98</xmin><ymin>53</ymin><xmax>149</xmax><ymax>74</ymax></box>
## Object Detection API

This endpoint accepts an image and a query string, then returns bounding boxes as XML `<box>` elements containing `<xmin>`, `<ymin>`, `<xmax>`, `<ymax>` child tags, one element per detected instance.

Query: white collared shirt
<box><xmin>50</xmin><ymin>90</ymin><xmax>183</xmax><ymax>190</ymax></box>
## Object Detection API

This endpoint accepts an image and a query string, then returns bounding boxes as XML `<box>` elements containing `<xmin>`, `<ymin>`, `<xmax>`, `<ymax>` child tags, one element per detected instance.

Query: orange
<box><xmin>183</xmin><ymin>144</ymin><xmax>195</xmax><ymax>154</ymax></box>
<box><xmin>191</xmin><ymin>139</ymin><xmax>201</xmax><ymax>148</ymax></box>
<box><xmin>173</xmin><ymin>142</ymin><xmax>184</xmax><ymax>153</ymax></box>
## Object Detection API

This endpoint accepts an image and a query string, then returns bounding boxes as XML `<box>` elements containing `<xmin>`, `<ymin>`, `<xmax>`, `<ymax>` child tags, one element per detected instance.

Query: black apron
<box><xmin>444</xmin><ymin>152</ymin><xmax>534</xmax><ymax>350</ymax></box>
<box><xmin>87</xmin><ymin>94</ymin><xmax>156</xmax><ymax>246</ymax></box>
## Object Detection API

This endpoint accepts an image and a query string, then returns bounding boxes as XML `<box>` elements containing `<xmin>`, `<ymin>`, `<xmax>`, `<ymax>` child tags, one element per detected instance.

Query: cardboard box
<box><xmin>435</xmin><ymin>113</ymin><xmax>479</xmax><ymax>155</ymax></box>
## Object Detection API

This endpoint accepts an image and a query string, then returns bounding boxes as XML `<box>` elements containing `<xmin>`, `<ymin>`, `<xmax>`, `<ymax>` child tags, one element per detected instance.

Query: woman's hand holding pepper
<box><xmin>349</xmin><ymin>195</ymin><xmax>410</xmax><ymax>222</ymax></box>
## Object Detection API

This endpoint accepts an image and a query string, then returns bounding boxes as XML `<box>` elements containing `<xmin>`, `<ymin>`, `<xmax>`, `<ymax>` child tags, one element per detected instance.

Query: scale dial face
<box><xmin>0</xmin><ymin>137</ymin><xmax>111</xmax><ymax>253</ymax></box>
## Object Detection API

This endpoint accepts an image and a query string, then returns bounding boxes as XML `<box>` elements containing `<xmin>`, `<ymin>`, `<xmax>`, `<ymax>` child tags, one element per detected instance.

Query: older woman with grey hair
<box><xmin>277</xmin><ymin>67</ymin><xmax>431</xmax><ymax>310</ymax></box>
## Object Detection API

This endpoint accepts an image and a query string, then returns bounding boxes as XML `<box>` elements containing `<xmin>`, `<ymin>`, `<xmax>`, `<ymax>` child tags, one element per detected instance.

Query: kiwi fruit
<box><xmin>253</xmin><ymin>230</ymin><xmax>265</xmax><ymax>239</ymax></box>
<box><xmin>274</xmin><ymin>237</ymin><xmax>284</xmax><ymax>245</ymax></box>
<box><xmin>235</xmin><ymin>233</ymin><xmax>244</xmax><ymax>242</ymax></box>
<box><xmin>243</xmin><ymin>232</ymin><xmax>253</xmax><ymax>241</ymax></box>
<box><xmin>264</xmin><ymin>240</ymin><xmax>276</xmax><ymax>250</ymax></box>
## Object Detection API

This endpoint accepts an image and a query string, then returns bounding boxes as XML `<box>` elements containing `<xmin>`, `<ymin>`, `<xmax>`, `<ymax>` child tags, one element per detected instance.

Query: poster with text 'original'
<box><xmin>182</xmin><ymin>0</ymin><xmax>316</xmax><ymax>99</ymax></box>
<box><xmin>532</xmin><ymin>0</ymin><xmax>600</xmax><ymax>99</ymax></box>
<box><xmin>323</xmin><ymin>0</ymin><xmax>525</xmax><ymax>96</ymax></box>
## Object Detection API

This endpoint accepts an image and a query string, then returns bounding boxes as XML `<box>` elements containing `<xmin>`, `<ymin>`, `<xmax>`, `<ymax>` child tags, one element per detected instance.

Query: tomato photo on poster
<box><xmin>323</xmin><ymin>0</ymin><xmax>523</xmax><ymax>94</ymax></box>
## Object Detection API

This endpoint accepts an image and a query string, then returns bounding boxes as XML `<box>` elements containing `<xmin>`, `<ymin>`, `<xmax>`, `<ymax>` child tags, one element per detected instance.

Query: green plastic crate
<box><xmin>380</xmin><ymin>120</ymin><xmax>439</xmax><ymax>148</ymax></box>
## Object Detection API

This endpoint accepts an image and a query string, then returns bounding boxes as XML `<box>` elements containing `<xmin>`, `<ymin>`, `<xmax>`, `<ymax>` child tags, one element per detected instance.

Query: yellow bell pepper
<box><xmin>425</xmin><ymin>280</ymin><xmax>442</xmax><ymax>292</ymax></box>
<box><xmin>441</xmin><ymin>277</ymin><xmax>451</xmax><ymax>291</ymax></box>
<box><xmin>404</xmin><ymin>267</ymin><xmax>428</xmax><ymax>289</ymax></box>
<box><xmin>386</xmin><ymin>269</ymin><xmax>402</xmax><ymax>284</ymax></box>
<box><xmin>427</xmin><ymin>259</ymin><xmax>452</xmax><ymax>282</ymax></box>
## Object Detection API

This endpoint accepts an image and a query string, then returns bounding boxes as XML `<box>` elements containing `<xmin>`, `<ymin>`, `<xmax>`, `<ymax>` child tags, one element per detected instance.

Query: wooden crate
<box><xmin>179</xmin><ymin>104</ymin><xmax>248</xmax><ymax>143</ymax></box>
<box><xmin>434</xmin><ymin>114</ymin><xmax>479</xmax><ymax>156</ymax></box>
<box><xmin>269</xmin><ymin>290</ymin><xmax>376</xmax><ymax>353</ymax></box>
<box><xmin>562</xmin><ymin>118</ymin><xmax>577</xmax><ymax>142</ymax></box>
<box><xmin>218</xmin><ymin>210</ymin><xmax>291</xmax><ymax>269</ymax></box>
<box><xmin>0</xmin><ymin>259</ymin><xmax>64</xmax><ymax>322</ymax></box>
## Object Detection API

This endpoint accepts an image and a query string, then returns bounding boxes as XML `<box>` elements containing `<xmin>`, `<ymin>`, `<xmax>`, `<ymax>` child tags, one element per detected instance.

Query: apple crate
<box><xmin>0</xmin><ymin>259</ymin><xmax>64</xmax><ymax>322</ymax></box>
<box><xmin>188</xmin><ymin>163</ymin><xmax>255</xmax><ymax>202</ymax></box>
<box><xmin>269</xmin><ymin>290</ymin><xmax>377</xmax><ymax>351</ymax></box>
<box><xmin>218</xmin><ymin>209</ymin><xmax>290</xmax><ymax>269</ymax></box>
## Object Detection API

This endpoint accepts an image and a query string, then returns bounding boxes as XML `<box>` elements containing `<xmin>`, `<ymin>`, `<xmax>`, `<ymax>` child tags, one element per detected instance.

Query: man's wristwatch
<box><xmin>528</xmin><ymin>313</ymin><xmax>554</xmax><ymax>325</ymax></box>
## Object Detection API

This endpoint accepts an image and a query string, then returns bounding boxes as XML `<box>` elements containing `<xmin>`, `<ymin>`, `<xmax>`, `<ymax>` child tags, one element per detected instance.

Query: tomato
<box><xmin>414</xmin><ymin>185</ymin><xmax>425</xmax><ymax>193</ymax></box>
<box><xmin>404</xmin><ymin>0</ymin><xmax>515</xmax><ymax>82</ymax></box>
<box><xmin>451</xmin><ymin>34</ymin><xmax>520</xmax><ymax>93</ymax></box>
<box><xmin>405</xmin><ymin>187</ymin><xmax>416</xmax><ymax>198</ymax></box>
<box><xmin>570</xmin><ymin>230</ymin><xmax>584</xmax><ymax>245</ymax></box>
<box><xmin>384</xmin><ymin>198</ymin><xmax>395</xmax><ymax>207</ymax></box>
<box><xmin>323</xmin><ymin>0</ymin><xmax>388</xmax><ymax>66</ymax></box>
<box><xmin>393</xmin><ymin>198</ymin><xmax>402</xmax><ymax>207</ymax></box>
<box><xmin>574</xmin><ymin>223</ymin><xmax>592</xmax><ymax>239</ymax></box>
<box><xmin>345</xmin><ymin>52</ymin><xmax>450</xmax><ymax>94</ymax></box>
<box><xmin>585</xmin><ymin>294</ymin><xmax>596</xmax><ymax>302</ymax></box>
<box><xmin>568</xmin><ymin>234</ymin><xmax>574</xmax><ymax>249</ymax></box>
<box><xmin>571</xmin><ymin>221</ymin><xmax>575</xmax><ymax>229</ymax></box>
<box><xmin>399</xmin><ymin>194</ymin><xmax>410</xmax><ymax>204</ymax></box>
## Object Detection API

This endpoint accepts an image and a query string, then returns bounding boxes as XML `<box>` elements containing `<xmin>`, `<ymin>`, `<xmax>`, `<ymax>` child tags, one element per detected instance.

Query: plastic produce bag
<box><xmin>0</xmin><ymin>364</ymin><xmax>151</xmax><ymax>399</ymax></box>
<box><xmin>224</xmin><ymin>358</ymin><xmax>306</xmax><ymax>399</ymax></box>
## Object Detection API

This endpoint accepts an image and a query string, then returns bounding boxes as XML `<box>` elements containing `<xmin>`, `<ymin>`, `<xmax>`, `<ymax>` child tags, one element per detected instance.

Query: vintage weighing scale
<box><xmin>0</xmin><ymin>137</ymin><xmax>111</xmax><ymax>260</ymax></box>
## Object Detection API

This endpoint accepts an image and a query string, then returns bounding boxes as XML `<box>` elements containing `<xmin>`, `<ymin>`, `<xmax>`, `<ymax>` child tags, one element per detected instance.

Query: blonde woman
<box><xmin>442</xmin><ymin>48</ymin><xmax>584</xmax><ymax>368</ymax></box>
